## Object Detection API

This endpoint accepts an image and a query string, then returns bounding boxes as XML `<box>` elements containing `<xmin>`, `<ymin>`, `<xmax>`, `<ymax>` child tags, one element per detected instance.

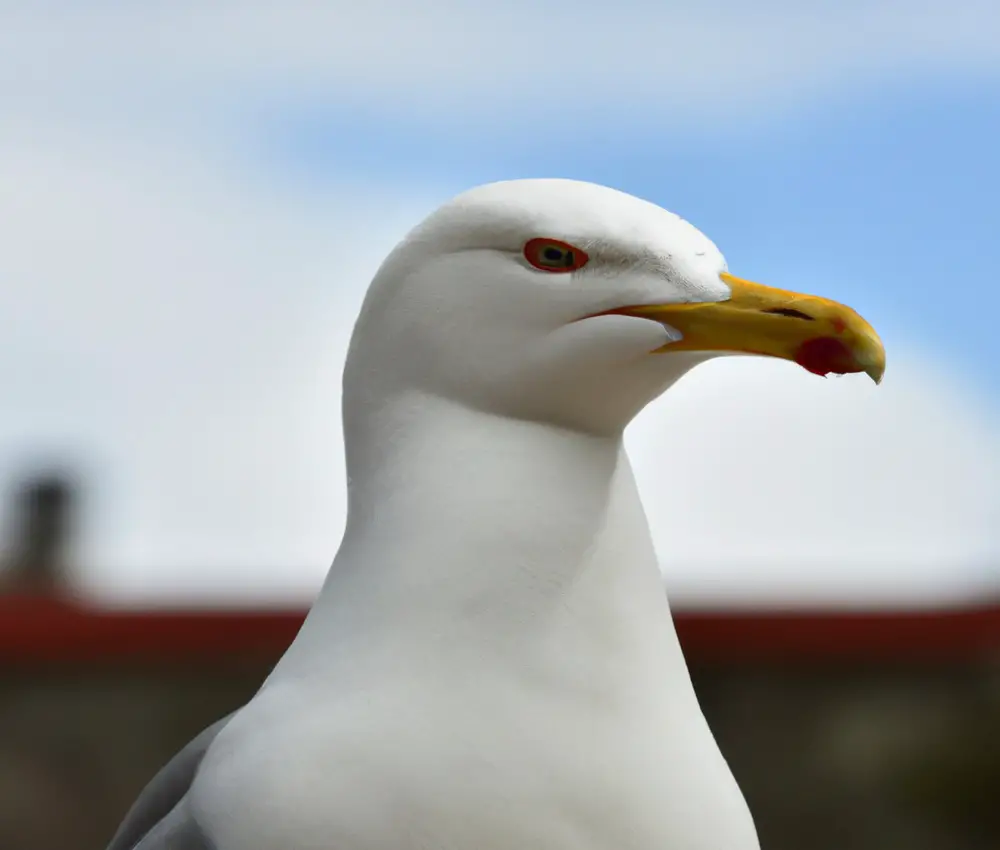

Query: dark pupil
<box><xmin>543</xmin><ymin>246</ymin><xmax>570</xmax><ymax>265</ymax></box>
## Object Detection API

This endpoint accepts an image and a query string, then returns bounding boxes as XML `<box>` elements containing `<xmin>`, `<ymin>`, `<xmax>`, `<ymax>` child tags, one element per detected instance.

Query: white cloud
<box><xmin>0</xmin><ymin>119</ymin><xmax>444</xmax><ymax>601</ymax></box>
<box><xmin>2</xmin><ymin>1</ymin><xmax>999</xmax><ymax>132</ymax></box>
<box><xmin>631</xmin><ymin>355</ymin><xmax>1000</xmax><ymax>607</ymax></box>
<box><xmin>0</xmin><ymin>119</ymin><xmax>996</xmax><ymax>607</ymax></box>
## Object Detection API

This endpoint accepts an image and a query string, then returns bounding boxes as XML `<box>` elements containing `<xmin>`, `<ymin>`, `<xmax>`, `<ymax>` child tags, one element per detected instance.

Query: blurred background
<box><xmin>1</xmin><ymin>2</ymin><xmax>998</xmax><ymax>849</ymax></box>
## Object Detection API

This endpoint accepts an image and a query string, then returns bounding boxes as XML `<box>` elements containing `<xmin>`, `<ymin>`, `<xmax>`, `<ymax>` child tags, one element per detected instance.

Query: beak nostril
<box><xmin>762</xmin><ymin>307</ymin><xmax>815</xmax><ymax>321</ymax></box>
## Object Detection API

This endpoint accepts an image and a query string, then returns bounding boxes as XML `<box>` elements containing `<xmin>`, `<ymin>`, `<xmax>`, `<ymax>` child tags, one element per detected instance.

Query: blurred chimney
<box><xmin>0</xmin><ymin>474</ymin><xmax>76</xmax><ymax>595</ymax></box>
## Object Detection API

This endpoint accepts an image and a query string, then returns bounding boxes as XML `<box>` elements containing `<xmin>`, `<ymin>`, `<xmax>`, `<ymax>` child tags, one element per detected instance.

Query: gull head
<box><xmin>346</xmin><ymin>178</ymin><xmax>885</xmax><ymax>435</ymax></box>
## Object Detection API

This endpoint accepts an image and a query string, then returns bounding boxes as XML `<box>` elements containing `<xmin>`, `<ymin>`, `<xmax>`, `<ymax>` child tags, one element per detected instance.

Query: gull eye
<box><xmin>523</xmin><ymin>238</ymin><xmax>589</xmax><ymax>273</ymax></box>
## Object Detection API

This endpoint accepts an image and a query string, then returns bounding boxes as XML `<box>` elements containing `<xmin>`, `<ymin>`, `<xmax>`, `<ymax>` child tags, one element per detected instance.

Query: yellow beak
<box><xmin>616</xmin><ymin>272</ymin><xmax>885</xmax><ymax>383</ymax></box>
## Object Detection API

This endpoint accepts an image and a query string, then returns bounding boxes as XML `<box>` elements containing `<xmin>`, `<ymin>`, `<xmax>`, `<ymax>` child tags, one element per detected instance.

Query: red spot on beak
<box><xmin>795</xmin><ymin>337</ymin><xmax>858</xmax><ymax>377</ymax></box>
<box><xmin>831</xmin><ymin>317</ymin><xmax>847</xmax><ymax>335</ymax></box>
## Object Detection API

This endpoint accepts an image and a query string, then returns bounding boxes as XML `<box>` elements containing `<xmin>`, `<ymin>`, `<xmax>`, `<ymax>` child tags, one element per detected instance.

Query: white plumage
<box><xmin>110</xmin><ymin>178</ymin><xmax>884</xmax><ymax>850</ymax></box>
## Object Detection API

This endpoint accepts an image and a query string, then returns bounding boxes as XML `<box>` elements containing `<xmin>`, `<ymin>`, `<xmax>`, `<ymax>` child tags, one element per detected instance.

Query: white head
<box><xmin>345</xmin><ymin>178</ymin><xmax>884</xmax><ymax>436</ymax></box>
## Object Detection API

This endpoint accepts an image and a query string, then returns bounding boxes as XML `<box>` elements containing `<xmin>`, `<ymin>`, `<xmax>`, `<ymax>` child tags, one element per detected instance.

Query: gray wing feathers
<box><xmin>130</xmin><ymin>795</ymin><xmax>218</xmax><ymax>850</ymax></box>
<box><xmin>106</xmin><ymin>711</ymin><xmax>237</xmax><ymax>850</ymax></box>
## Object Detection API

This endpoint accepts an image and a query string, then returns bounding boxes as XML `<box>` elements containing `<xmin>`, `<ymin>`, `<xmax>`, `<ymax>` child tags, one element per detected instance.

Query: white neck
<box><xmin>273</xmin><ymin>392</ymin><xmax>691</xmax><ymax>692</ymax></box>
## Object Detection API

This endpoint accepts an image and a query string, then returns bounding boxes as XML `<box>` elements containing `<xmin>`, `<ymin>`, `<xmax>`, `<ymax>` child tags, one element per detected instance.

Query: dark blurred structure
<box><xmin>0</xmin><ymin>474</ymin><xmax>76</xmax><ymax>596</ymax></box>
<box><xmin>0</xmin><ymin>599</ymin><xmax>997</xmax><ymax>850</ymax></box>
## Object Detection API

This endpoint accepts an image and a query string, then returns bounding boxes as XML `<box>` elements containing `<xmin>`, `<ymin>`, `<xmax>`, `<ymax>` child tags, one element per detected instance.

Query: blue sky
<box><xmin>0</xmin><ymin>1</ymin><xmax>997</xmax><ymax>606</ymax></box>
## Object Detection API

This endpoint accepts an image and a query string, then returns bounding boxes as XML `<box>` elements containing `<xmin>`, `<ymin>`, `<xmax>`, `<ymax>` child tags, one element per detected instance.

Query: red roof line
<box><xmin>1</xmin><ymin>596</ymin><xmax>998</xmax><ymax>665</ymax></box>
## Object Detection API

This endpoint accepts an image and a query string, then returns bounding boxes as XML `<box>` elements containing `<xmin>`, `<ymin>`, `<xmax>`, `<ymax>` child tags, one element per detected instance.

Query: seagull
<box><xmin>107</xmin><ymin>178</ymin><xmax>884</xmax><ymax>850</ymax></box>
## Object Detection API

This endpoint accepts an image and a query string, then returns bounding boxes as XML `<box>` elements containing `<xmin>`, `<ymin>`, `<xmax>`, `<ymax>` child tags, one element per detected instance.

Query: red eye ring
<box><xmin>523</xmin><ymin>238</ymin><xmax>589</xmax><ymax>273</ymax></box>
